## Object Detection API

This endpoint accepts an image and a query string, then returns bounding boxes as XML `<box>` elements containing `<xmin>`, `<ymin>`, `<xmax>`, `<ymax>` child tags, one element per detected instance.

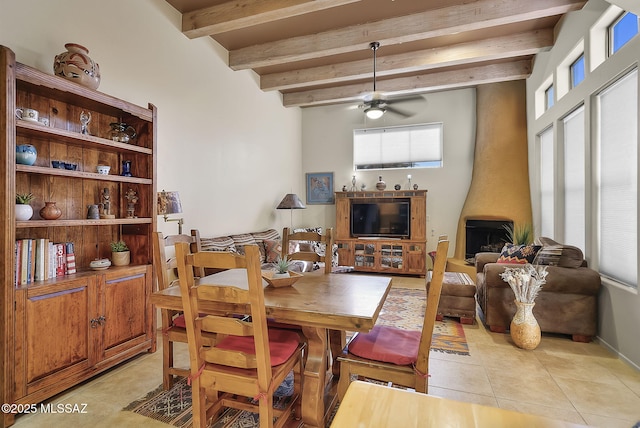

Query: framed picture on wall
<box><xmin>306</xmin><ymin>172</ymin><xmax>335</xmax><ymax>205</ymax></box>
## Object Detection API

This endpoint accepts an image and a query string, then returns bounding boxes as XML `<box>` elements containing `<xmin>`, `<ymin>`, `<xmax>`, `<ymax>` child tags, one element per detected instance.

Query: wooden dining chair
<box><xmin>174</xmin><ymin>242</ymin><xmax>305</xmax><ymax>428</ymax></box>
<box><xmin>337</xmin><ymin>237</ymin><xmax>450</xmax><ymax>398</ymax></box>
<box><xmin>152</xmin><ymin>230</ymin><xmax>209</xmax><ymax>390</ymax></box>
<box><xmin>281</xmin><ymin>227</ymin><xmax>334</xmax><ymax>274</ymax></box>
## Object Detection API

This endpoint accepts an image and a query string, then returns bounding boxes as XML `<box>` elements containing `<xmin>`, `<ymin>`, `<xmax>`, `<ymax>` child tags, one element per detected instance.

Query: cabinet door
<box><xmin>405</xmin><ymin>243</ymin><xmax>426</xmax><ymax>275</ymax></box>
<box><xmin>14</xmin><ymin>277</ymin><xmax>97</xmax><ymax>400</ymax></box>
<box><xmin>378</xmin><ymin>243</ymin><xmax>405</xmax><ymax>273</ymax></box>
<box><xmin>336</xmin><ymin>241</ymin><xmax>354</xmax><ymax>266</ymax></box>
<box><xmin>97</xmin><ymin>266</ymin><xmax>152</xmax><ymax>361</ymax></box>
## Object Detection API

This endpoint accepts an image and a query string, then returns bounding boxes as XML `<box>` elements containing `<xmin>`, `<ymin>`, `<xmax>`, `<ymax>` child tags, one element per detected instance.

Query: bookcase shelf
<box><xmin>1</xmin><ymin>45</ymin><xmax>156</xmax><ymax>427</ymax></box>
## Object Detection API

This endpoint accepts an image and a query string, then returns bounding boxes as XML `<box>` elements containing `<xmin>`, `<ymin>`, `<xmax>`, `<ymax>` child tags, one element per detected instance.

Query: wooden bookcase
<box><xmin>335</xmin><ymin>190</ymin><xmax>427</xmax><ymax>276</ymax></box>
<box><xmin>0</xmin><ymin>46</ymin><xmax>156</xmax><ymax>427</ymax></box>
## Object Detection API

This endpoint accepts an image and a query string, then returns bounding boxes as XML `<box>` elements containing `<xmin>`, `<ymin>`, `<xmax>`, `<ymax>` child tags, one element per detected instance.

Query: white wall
<box><xmin>0</xmin><ymin>0</ymin><xmax>302</xmax><ymax>238</ymax></box>
<box><xmin>300</xmin><ymin>88</ymin><xmax>476</xmax><ymax>255</ymax></box>
<box><xmin>526</xmin><ymin>0</ymin><xmax>640</xmax><ymax>368</ymax></box>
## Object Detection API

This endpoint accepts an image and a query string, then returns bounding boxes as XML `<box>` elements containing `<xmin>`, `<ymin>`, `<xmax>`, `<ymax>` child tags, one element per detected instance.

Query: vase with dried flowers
<box><xmin>499</xmin><ymin>263</ymin><xmax>548</xmax><ymax>350</ymax></box>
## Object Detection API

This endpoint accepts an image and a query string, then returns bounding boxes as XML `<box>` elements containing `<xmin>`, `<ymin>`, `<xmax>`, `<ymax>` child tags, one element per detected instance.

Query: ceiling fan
<box><xmin>360</xmin><ymin>42</ymin><xmax>425</xmax><ymax>120</ymax></box>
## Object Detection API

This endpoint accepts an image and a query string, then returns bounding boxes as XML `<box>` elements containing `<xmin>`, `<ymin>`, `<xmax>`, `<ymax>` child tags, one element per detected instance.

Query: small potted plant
<box><xmin>15</xmin><ymin>193</ymin><xmax>35</xmax><ymax>221</ymax></box>
<box><xmin>110</xmin><ymin>240</ymin><xmax>130</xmax><ymax>266</ymax></box>
<box><xmin>273</xmin><ymin>255</ymin><xmax>291</xmax><ymax>278</ymax></box>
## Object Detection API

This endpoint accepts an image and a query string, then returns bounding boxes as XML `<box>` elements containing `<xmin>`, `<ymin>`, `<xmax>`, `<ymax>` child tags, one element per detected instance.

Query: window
<box><xmin>609</xmin><ymin>12</ymin><xmax>639</xmax><ymax>55</ymax></box>
<box><xmin>562</xmin><ymin>106</ymin><xmax>585</xmax><ymax>251</ymax></box>
<box><xmin>570</xmin><ymin>54</ymin><xmax>585</xmax><ymax>88</ymax></box>
<box><xmin>597</xmin><ymin>69</ymin><xmax>637</xmax><ymax>288</ymax></box>
<box><xmin>353</xmin><ymin>123</ymin><xmax>443</xmax><ymax>171</ymax></box>
<box><xmin>538</xmin><ymin>127</ymin><xmax>554</xmax><ymax>238</ymax></box>
<box><xmin>545</xmin><ymin>85</ymin><xmax>555</xmax><ymax>110</ymax></box>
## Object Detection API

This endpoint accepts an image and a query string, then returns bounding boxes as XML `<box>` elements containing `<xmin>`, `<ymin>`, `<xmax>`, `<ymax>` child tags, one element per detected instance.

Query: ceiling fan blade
<box><xmin>385</xmin><ymin>105</ymin><xmax>415</xmax><ymax>118</ymax></box>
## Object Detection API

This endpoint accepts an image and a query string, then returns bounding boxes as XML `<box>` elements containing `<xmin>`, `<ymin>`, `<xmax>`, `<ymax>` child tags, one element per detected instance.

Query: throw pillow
<box><xmin>496</xmin><ymin>243</ymin><xmax>542</xmax><ymax>264</ymax></box>
<box><xmin>230</xmin><ymin>233</ymin><xmax>257</xmax><ymax>256</ymax></box>
<box><xmin>263</xmin><ymin>239</ymin><xmax>282</xmax><ymax>263</ymax></box>
<box><xmin>200</xmin><ymin>236</ymin><xmax>236</xmax><ymax>253</ymax></box>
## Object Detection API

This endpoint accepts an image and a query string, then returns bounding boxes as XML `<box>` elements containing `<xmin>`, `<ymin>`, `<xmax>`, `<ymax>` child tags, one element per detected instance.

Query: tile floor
<box><xmin>9</xmin><ymin>276</ymin><xmax>640</xmax><ymax>428</ymax></box>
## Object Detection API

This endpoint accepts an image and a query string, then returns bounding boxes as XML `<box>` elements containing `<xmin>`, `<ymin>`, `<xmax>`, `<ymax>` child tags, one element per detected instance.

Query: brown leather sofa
<box><xmin>475</xmin><ymin>241</ymin><xmax>602</xmax><ymax>342</ymax></box>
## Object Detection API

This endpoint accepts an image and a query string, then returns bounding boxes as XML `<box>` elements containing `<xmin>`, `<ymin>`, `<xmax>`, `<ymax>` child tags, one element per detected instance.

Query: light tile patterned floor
<box><xmin>10</xmin><ymin>276</ymin><xmax>640</xmax><ymax>427</ymax></box>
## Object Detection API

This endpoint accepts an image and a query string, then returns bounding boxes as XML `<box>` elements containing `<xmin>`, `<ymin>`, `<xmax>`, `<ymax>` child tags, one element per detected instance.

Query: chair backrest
<box><xmin>281</xmin><ymin>227</ymin><xmax>334</xmax><ymax>274</ymax></box>
<box><xmin>415</xmin><ymin>236</ymin><xmax>449</xmax><ymax>376</ymax></box>
<box><xmin>174</xmin><ymin>243</ymin><xmax>273</xmax><ymax>379</ymax></box>
<box><xmin>152</xmin><ymin>230</ymin><xmax>204</xmax><ymax>291</ymax></box>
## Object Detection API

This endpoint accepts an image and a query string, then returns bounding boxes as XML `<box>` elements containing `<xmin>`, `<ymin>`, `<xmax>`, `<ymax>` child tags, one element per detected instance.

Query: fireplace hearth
<box><xmin>465</xmin><ymin>219</ymin><xmax>512</xmax><ymax>262</ymax></box>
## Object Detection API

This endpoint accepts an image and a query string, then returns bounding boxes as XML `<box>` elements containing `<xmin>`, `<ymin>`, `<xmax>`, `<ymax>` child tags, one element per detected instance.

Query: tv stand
<box><xmin>335</xmin><ymin>190</ymin><xmax>427</xmax><ymax>276</ymax></box>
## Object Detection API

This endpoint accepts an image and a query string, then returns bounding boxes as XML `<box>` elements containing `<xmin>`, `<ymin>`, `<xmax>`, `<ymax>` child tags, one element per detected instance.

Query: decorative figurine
<box><xmin>125</xmin><ymin>188</ymin><xmax>138</xmax><ymax>218</ymax></box>
<box><xmin>100</xmin><ymin>188</ymin><xmax>115</xmax><ymax>219</ymax></box>
<box><xmin>342</xmin><ymin>185</ymin><xmax>347</xmax><ymax>192</ymax></box>
<box><xmin>80</xmin><ymin>110</ymin><xmax>91</xmax><ymax>135</ymax></box>
<box><xmin>350</xmin><ymin>175</ymin><xmax>357</xmax><ymax>191</ymax></box>
<box><xmin>407</xmin><ymin>174</ymin><xmax>412</xmax><ymax>190</ymax></box>
<box><xmin>122</xmin><ymin>160</ymin><xmax>132</xmax><ymax>177</ymax></box>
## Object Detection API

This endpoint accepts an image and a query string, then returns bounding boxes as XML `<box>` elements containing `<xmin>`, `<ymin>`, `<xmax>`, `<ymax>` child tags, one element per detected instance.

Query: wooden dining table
<box><xmin>332</xmin><ymin>381</ymin><xmax>589</xmax><ymax>427</ymax></box>
<box><xmin>149</xmin><ymin>269</ymin><xmax>393</xmax><ymax>427</ymax></box>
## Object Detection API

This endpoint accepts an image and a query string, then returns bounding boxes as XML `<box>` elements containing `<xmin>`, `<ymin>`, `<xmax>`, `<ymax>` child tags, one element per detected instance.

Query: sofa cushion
<box><xmin>263</xmin><ymin>239</ymin><xmax>282</xmax><ymax>263</ymax></box>
<box><xmin>536</xmin><ymin>237</ymin><xmax>584</xmax><ymax>268</ymax></box>
<box><xmin>496</xmin><ymin>243</ymin><xmax>541</xmax><ymax>264</ymax></box>
<box><xmin>230</xmin><ymin>233</ymin><xmax>257</xmax><ymax>256</ymax></box>
<box><xmin>200</xmin><ymin>236</ymin><xmax>236</xmax><ymax>253</ymax></box>
<box><xmin>251</xmin><ymin>229</ymin><xmax>281</xmax><ymax>262</ymax></box>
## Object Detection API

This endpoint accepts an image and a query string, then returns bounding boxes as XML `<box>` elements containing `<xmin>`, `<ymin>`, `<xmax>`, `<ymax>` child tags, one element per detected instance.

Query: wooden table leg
<box><xmin>329</xmin><ymin>329</ymin><xmax>346</xmax><ymax>377</ymax></box>
<box><xmin>301</xmin><ymin>326</ymin><xmax>328</xmax><ymax>427</ymax></box>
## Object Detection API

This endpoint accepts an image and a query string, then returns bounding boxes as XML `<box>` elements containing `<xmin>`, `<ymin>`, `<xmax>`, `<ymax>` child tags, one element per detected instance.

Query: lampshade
<box><xmin>277</xmin><ymin>193</ymin><xmax>306</xmax><ymax>210</ymax></box>
<box><xmin>365</xmin><ymin>106</ymin><xmax>385</xmax><ymax>119</ymax></box>
<box><xmin>157</xmin><ymin>191</ymin><xmax>182</xmax><ymax>215</ymax></box>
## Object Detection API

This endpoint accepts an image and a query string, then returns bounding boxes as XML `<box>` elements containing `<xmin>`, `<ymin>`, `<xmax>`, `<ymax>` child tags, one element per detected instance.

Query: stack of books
<box><xmin>14</xmin><ymin>239</ymin><xmax>76</xmax><ymax>286</ymax></box>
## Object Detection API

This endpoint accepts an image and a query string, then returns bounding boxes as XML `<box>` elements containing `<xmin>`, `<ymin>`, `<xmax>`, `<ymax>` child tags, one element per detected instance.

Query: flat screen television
<box><xmin>351</xmin><ymin>201</ymin><xmax>410</xmax><ymax>238</ymax></box>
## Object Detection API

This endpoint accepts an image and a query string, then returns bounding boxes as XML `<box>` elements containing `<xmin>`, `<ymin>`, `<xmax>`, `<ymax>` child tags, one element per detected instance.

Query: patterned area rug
<box><xmin>377</xmin><ymin>287</ymin><xmax>470</xmax><ymax>356</ymax></box>
<box><xmin>124</xmin><ymin>287</ymin><xmax>469</xmax><ymax>427</ymax></box>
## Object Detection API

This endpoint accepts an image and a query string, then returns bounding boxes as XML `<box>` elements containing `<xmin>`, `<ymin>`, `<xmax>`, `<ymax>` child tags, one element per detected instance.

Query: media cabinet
<box><xmin>335</xmin><ymin>190</ymin><xmax>427</xmax><ymax>276</ymax></box>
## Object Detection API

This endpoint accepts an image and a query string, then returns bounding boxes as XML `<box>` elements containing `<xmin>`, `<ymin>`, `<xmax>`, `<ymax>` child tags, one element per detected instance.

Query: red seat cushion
<box><xmin>347</xmin><ymin>325</ymin><xmax>420</xmax><ymax>366</ymax></box>
<box><xmin>216</xmin><ymin>329</ymin><xmax>301</xmax><ymax>366</ymax></box>
<box><xmin>172</xmin><ymin>314</ymin><xmax>186</xmax><ymax>328</ymax></box>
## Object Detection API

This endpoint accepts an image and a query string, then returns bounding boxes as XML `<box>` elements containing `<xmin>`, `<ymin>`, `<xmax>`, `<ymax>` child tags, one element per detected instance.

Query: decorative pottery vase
<box><xmin>111</xmin><ymin>251</ymin><xmax>130</xmax><ymax>267</ymax></box>
<box><xmin>16</xmin><ymin>144</ymin><xmax>37</xmax><ymax>165</ymax></box>
<box><xmin>510</xmin><ymin>300</ymin><xmax>541</xmax><ymax>350</ymax></box>
<box><xmin>53</xmin><ymin>43</ymin><xmax>101</xmax><ymax>90</ymax></box>
<box><xmin>108</xmin><ymin>122</ymin><xmax>136</xmax><ymax>143</ymax></box>
<box><xmin>273</xmin><ymin>272</ymin><xmax>290</xmax><ymax>279</ymax></box>
<box><xmin>394</xmin><ymin>184</ymin><xmax>401</xmax><ymax>190</ymax></box>
<box><xmin>15</xmin><ymin>204</ymin><xmax>33</xmax><ymax>221</ymax></box>
<box><xmin>413</xmin><ymin>183</ymin><xmax>419</xmax><ymax>190</ymax></box>
<box><xmin>376</xmin><ymin>176</ymin><xmax>386</xmax><ymax>191</ymax></box>
<box><xmin>39</xmin><ymin>202</ymin><xmax>62</xmax><ymax>220</ymax></box>
<box><xmin>86</xmin><ymin>204</ymin><xmax>100</xmax><ymax>219</ymax></box>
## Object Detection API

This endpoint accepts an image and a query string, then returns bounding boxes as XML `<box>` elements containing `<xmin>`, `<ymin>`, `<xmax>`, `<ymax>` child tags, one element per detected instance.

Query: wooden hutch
<box><xmin>1</xmin><ymin>46</ymin><xmax>156</xmax><ymax>427</ymax></box>
<box><xmin>335</xmin><ymin>190</ymin><xmax>427</xmax><ymax>276</ymax></box>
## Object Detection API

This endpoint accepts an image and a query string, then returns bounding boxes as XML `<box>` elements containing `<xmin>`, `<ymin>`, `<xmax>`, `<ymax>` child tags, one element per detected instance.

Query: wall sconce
<box><xmin>276</xmin><ymin>193</ymin><xmax>306</xmax><ymax>229</ymax></box>
<box><xmin>157</xmin><ymin>190</ymin><xmax>184</xmax><ymax>234</ymax></box>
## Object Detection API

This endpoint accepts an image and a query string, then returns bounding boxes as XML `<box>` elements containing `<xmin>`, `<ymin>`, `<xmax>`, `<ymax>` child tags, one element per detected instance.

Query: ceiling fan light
<box><xmin>365</xmin><ymin>106</ymin><xmax>385</xmax><ymax>119</ymax></box>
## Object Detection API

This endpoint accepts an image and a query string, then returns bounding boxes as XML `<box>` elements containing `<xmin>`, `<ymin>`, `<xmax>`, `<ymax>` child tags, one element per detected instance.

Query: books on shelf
<box><xmin>14</xmin><ymin>239</ymin><xmax>76</xmax><ymax>287</ymax></box>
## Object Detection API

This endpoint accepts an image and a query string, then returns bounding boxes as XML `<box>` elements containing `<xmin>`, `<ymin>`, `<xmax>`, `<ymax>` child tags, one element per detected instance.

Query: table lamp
<box><xmin>276</xmin><ymin>193</ymin><xmax>306</xmax><ymax>229</ymax></box>
<box><xmin>157</xmin><ymin>190</ymin><xmax>184</xmax><ymax>234</ymax></box>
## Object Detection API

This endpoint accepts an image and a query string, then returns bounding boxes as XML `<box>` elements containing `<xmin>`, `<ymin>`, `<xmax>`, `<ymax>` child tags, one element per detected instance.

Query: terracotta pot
<box><xmin>111</xmin><ymin>251</ymin><xmax>130</xmax><ymax>267</ymax></box>
<box><xmin>39</xmin><ymin>201</ymin><xmax>62</xmax><ymax>220</ymax></box>
<box><xmin>510</xmin><ymin>300</ymin><xmax>541</xmax><ymax>350</ymax></box>
<box><xmin>53</xmin><ymin>43</ymin><xmax>101</xmax><ymax>90</ymax></box>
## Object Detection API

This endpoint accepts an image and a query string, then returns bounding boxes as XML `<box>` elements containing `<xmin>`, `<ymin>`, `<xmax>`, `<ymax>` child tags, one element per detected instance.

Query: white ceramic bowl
<box><xmin>96</xmin><ymin>165</ymin><xmax>110</xmax><ymax>175</ymax></box>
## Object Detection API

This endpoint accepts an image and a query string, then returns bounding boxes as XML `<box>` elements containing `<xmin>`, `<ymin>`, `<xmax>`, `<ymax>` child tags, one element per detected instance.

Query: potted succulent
<box><xmin>273</xmin><ymin>255</ymin><xmax>291</xmax><ymax>278</ymax></box>
<box><xmin>15</xmin><ymin>193</ymin><xmax>35</xmax><ymax>221</ymax></box>
<box><xmin>110</xmin><ymin>240</ymin><xmax>130</xmax><ymax>266</ymax></box>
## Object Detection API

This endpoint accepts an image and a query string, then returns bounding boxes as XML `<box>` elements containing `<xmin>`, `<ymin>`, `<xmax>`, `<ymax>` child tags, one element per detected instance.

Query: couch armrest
<box><xmin>475</xmin><ymin>252</ymin><xmax>500</xmax><ymax>273</ymax></box>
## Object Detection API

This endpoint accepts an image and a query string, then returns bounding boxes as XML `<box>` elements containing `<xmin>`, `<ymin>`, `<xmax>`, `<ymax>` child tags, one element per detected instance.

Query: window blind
<box><xmin>563</xmin><ymin>106</ymin><xmax>586</xmax><ymax>251</ymax></box>
<box><xmin>597</xmin><ymin>69</ymin><xmax>637</xmax><ymax>288</ymax></box>
<box><xmin>353</xmin><ymin>123</ymin><xmax>443</xmax><ymax>170</ymax></box>
<box><xmin>539</xmin><ymin>127</ymin><xmax>555</xmax><ymax>238</ymax></box>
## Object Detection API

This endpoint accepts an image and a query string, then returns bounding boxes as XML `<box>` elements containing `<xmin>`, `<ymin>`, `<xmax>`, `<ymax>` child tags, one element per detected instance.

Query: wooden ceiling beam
<box><xmin>229</xmin><ymin>0</ymin><xmax>584</xmax><ymax>70</ymax></box>
<box><xmin>261</xmin><ymin>29</ymin><xmax>553</xmax><ymax>91</ymax></box>
<box><xmin>282</xmin><ymin>60</ymin><xmax>533</xmax><ymax>107</ymax></box>
<box><xmin>182</xmin><ymin>0</ymin><xmax>361</xmax><ymax>39</ymax></box>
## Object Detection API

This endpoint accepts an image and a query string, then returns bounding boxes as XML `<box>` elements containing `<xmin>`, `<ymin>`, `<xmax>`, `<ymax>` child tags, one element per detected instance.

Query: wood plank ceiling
<box><xmin>164</xmin><ymin>0</ymin><xmax>586</xmax><ymax>110</ymax></box>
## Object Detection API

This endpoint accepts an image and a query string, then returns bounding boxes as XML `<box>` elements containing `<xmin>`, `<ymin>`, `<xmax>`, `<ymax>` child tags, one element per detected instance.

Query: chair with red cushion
<box><xmin>152</xmin><ymin>230</ymin><xmax>210</xmax><ymax>390</ymax></box>
<box><xmin>337</xmin><ymin>237</ymin><xmax>449</xmax><ymax>398</ymax></box>
<box><xmin>174</xmin><ymin>242</ymin><xmax>305</xmax><ymax>428</ymax></box>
